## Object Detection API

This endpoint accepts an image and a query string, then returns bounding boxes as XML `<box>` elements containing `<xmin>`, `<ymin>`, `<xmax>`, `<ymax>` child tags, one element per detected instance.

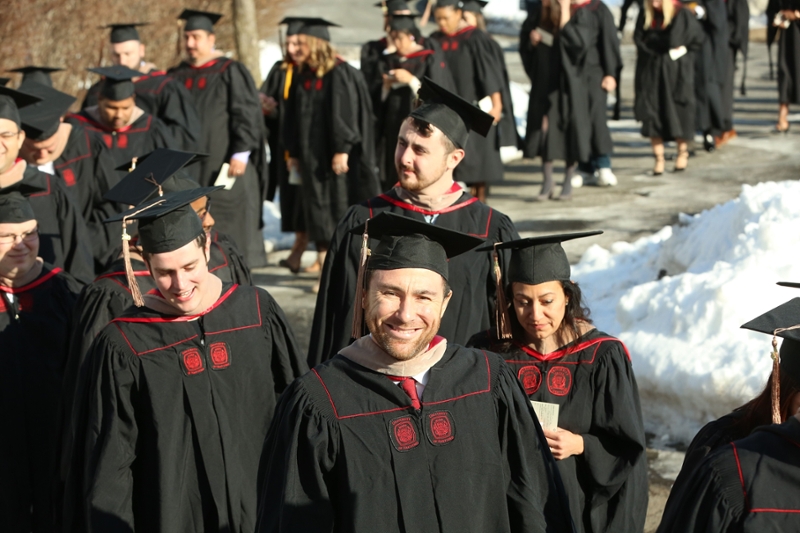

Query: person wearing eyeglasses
<box><xmin>0</xmin><ymin>186</ymin><xmax>83</xmax><ymax>532</ymax></box>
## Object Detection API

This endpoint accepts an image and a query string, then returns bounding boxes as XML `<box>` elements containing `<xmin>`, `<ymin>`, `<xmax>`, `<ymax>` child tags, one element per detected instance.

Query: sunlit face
<box><xmin>389</xmin><ymin>30</ymin><xmax>416</xmax><ymax>56</ymax></box>
<box><xmin>395</xmin><ymin>119</ymin><xmax>462</xmax><ymax>192</ymax></box>
<box><xmin>512</xmin><ymin>281</ymin><xmax>568</xmax><ymax>345</ymax></box>
<box><xmin>111</xmin><ymin>40</ymin><xmax>146</xmax><ymax>70</ymax></box>
<box><xmin>364</xmin><ymin>268</ymin><xmax>452</xmax><ymax>361</ymax></box>
<box><xmin>190</xmin><ymin>196</ymin><xmax>215</xmax><ymax>234</ymax></box>
<box><xmin>286</xmin><ymin>34</ymin><xmax>310</xmax><ymax>65</ymax></box>
<box><xmin>434</xmin><ymin>6</ymin><xmax>463</xmax><ymax>34</ymax></box>
<box><xmin>0</xmin><ymin>219</ymin><xmax>39</xmax><ymax>280</ymax></box>
<box><xmin>0</xmin><ymin>118</ymin><xmax>24</xmax><ymax>174</ymax></box>
<box><xmin>184</xmin><ymin>29</ymin><xmax>215</xmax><ymax>60</ymax></box>
<box><xmin>463</xmin><ymin>10</ymin><xmax>478</xmax><ymax>26</ymax></box>
<box><xmin>145</xmin><ymin>238</ymin><xmax>211</xmax><ymax>315</ymax></box>
<box><xmin>98</xmin><ymin>96</ymin><xmax>136</xmax><ymax>130</ymax></box>
<box><xmin>20</xmin><ymin>122</ymin><xmax>64</xmax><ymax>165</ymax></box>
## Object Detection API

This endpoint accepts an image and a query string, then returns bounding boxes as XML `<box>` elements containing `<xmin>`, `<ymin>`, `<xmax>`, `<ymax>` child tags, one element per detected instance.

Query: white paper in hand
<box><xmin>213</xmin><ymin>163</ymin><xmax>236</xmax><ymax>190</ymax></box>
<box><xmin>531</xmin><ymin>401</ymin><xmax>560</xmax><ymax>432</ymax></box>
<box><xmin>537</xmin><ymin>28</ymin><xmax>554</xmax><ymax>47</ymax></box>
<box><xmin>669</xmin><ymin>46</ymin><xmax>687</xmax><ymax>61</ymax></box>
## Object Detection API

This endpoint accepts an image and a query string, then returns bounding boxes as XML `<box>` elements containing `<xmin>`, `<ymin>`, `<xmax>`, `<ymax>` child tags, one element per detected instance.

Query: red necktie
<box><xmin>389</xmin><ymin>376</ymin><xmax>421</xmax><ymax>410</ymax></box>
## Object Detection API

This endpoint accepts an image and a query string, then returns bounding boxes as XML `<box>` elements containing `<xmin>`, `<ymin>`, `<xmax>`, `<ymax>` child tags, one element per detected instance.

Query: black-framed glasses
<box><xmin>0</xmin><ymin>227</ymin><xmax>39</xmax><ymax>245</ymax></box>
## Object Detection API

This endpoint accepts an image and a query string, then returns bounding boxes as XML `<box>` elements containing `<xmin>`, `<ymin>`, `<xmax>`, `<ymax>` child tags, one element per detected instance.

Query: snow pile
<box><xmin>572</xmin><ymin>181</ymin><xmax>800</xmax><ymax>445</ymax></box>
<box><xmin>262</xmin><ymin>195</ymin><xmax>295</xmax><ymax>253</ymax></box>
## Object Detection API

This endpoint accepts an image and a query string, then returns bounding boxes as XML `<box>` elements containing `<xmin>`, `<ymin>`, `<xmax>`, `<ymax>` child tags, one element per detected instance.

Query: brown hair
<box><xmin>508</xmin><ymin>280</ymin><xmax>593</xmax><ymax>349</ymax></box>
<box><xmin>644</xmin><ymin>0</ymin><xmax>676</xmax><ymax>29</ymax></box>
<box><xmin>406</xmin><ymin>116</ymin><xmax>457</xmax><ymax>154</ymax></box>
<box><xmin>300</xmin><ymin>34</ymin><xmax>337</xmax><ymax>78</ymax></box>
<box><xmin>142</xmin><ymin>232</ymin><xmax>208</xmax><ymax>264</ymax></box>
<box><xmin>732</xmin><ymin>370</ymin><xmax>800</xmax><ymax>435</ymax></box>
<box><xmin>540</xmin><ymin>1</ymin><xmax>561</xmax><ymax>33</ymax></box>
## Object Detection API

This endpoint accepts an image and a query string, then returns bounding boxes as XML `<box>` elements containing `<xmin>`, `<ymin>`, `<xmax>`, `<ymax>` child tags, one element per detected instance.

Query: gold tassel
<box><xmin>351</xmin><ymin>222</ymin><xmax>370</xmax><ymax>340</ymax></box>
<box><xmin>494</xmin><ymin>246</ymin><xmax>512</xmax><ymax>339</ymax></box>
<box><xmin>122</xmin><ymin>220</ymin><xmax>145</xmax><ymax>307</ymax></box>
<box><xmin>771</xmin><ymin>335</ymin><xmax>781</xmax><ymax>424</ymax></box>
<box><xmin>129</xmin><ymin>156</ymin><xmax>137</xmax><ymax>172</ymax></box>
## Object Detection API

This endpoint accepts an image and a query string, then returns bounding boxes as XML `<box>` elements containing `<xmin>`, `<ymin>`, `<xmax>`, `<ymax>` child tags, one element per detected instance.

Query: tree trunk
<box><xmin>232</xmin><ymin>0</ymin><xmax>261</xmax><ymax>84</ymax></box>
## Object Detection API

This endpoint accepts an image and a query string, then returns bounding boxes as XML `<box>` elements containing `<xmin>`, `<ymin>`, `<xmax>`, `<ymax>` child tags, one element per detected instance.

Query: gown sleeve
<box><xmin>597</xmin><ymin>3</ymin><xmax>623</xmax><ymax>78</ymax></box>
<box><xmin>255</xmin><ymin>380</ymin><xmax>339</xmax><ymax>532</ymax></box>
<box><xmin>472</xmin><ymin>32</ymin><xmax>505</xmax><ymax>98</ymax></box>
<box><xmin>53</xmin><ymin>177</ymin><xmax>94</xmax><ymax>284</ymax></box>
<box><xmin>330</xmin><ymin>65</ymin><xmax>363</xmax><ymax>156</ymax></box>
<box><xmin>86</xmin><ymin>142</ymin><xmax>124</xmax><ymax>266</ymax></box>
<box><xmin>494</xmin><ymin>359</ymin><xmax>575</xmax><ymax>533</ymax></box>
<box><xmin>216</xmin><ymin>233</ymin><xmax>253</xmax><ymax>286</ymax></box>
<box><xmin>226</xmin><ymin>62</ymin><xmax>265</xmax><ymax>156</ymax></box>
<box><xmin>155</xmin><ymin>79</ymin><xmax>201</xmax><ymax>152</ymax></box>
<box><xmin>259</xmin><ymin>289</ymin><xmax>309</xmax><ymax>395</ymax></box>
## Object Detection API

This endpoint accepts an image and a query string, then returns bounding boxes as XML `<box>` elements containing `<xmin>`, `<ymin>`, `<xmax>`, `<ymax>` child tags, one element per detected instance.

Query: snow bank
<box><xmin>572</xmin><ymin>181</ymin><xmax>800</xmax><ymax>445</ymax></box>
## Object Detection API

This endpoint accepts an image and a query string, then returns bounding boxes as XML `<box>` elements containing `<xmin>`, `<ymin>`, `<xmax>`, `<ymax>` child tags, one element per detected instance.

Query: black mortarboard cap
<box><xmin>463</xmin><ymin>0</ymin><xmax>489</xmax><ymax>12</ymax></box>
<box><xmin>88</xmin><ymin>65</ymin><xmax>140</xmax><ymax>101</ymax></box>
<box><xmin>8</xmin><ymin>66</ymin><xmax>63</xmax><ymax>88</ymax></box>
<box><xmin>17</xmin><ymin>81</ymin><xmax>76</xmax><ymax>141</ymax></box>
<box><xmin>179</xmin><ymin>9</ymin><xmax>223</xmax><ymax>33</ymax></box>
<box><xmin>388</xmin><ymin>14</ymin><xmax>419</xmax><ymax>32</ymax></box>
<box><xmin>104</xmin><ymin>22</ymin><xmax>150</xmax><ymax>43</ymax></box>
<box><xmin>741</xmin><ymin>298</ymin><xmax>800</xmax><ymax>383</ymax></box>
<box><xmin>0</xmin><ymin>78</ymin><xmax>9</xmax><ymax>87</ymax></box>
<box><xmin>374</xmin><ymin>0</ymin><xmax>413</xmax><ymax>12</ymax></box>
<box><xmin>280</xmin><ymin>17</ymin><xmax>309</xmax><ymax>36</ymax></box>
<box><xmin>778</xmin><ymin>282</ymin><xmax>800</xmax><ymax>289</ymax></box>
<box><xmin>0</xmin><ymin>86</ymin><xmax>42</xmax><ymax>128</ymax></box>
<box><xmin>0</xmin><ymin>182</ymin><xmax>45</xmax><ymax>224</ymax></box>
<box><xmin>435</xmin><ymin>0</ymin><xmax>466</xmax><ymax>8</ymax></box>
<box><xmin>410</xmin><ymin>77</ymin><xmax>494</xmax><ymax>149</ymax></box>
<box><xmin>104</xmin><ymin>148</ymin><xmax>202</xmax><ymax>205</ymax></box>
<box><xmin>294</xmin><ymin>17</ymin><xmax>340</xmax><ymax>42</ymax></box>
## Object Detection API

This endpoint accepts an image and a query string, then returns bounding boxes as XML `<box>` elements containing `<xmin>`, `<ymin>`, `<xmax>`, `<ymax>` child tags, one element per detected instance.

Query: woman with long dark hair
<box><xmin>468</xmin><ymin>231</ymin><xmax>648</xmax><ymax>533</ymax></box>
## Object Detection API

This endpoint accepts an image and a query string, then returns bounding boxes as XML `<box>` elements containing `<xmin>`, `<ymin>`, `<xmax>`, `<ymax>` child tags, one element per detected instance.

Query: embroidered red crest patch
<box><xmin>425</xmin><ymin>411</ymin><xmax>456</xmax><ymax>446</ymax></box>
<box><xmin>182</xmin><ymin>348</ymin><xmax>205</xmax><ymax>375</ymax></box>
<box><xmin>102</xmin><ymin>134</ymin><xmax>113</xmax><ymax>148</ymax></box>
<box><xmin>184</xmin><ymin>78</ymin><xmax>193</xmax><ymax>90</ymax></box>
<box><xmin>117</xmin><ymin>134</ymin><xmax>128</xmax><ymax>149</ymax></box>
<box><xmin>518</xmin><ymin>366</ymin><xmax>543</xmax><ymax>395</ymax></box>
<box><xmin>198</xmin><ymin>77</ymin><xmax>207</xmax><ymax>89</ymax></box>
<box><xmin>547</xmin><ymin>366</ymin><xmax>572</xmax><ymax>396</ymax></box>
<box><xmin>209</xmin><ymin>342</ymin><xmax>230</xmax><ymax>370</ymax></box>
<box><xmin>389</xmin><ymin>416</ymin><xmax>419</xmax><ymax>452</ymax></box>
<box><xmin>442</xmin><ymin>41</ymin><xmax>450</xmax><ymax>51</ymax></box>
<box><xmin>62</xmin><ymin>168</ymin><xmax>76</xmax><ymax>187</ymax></box>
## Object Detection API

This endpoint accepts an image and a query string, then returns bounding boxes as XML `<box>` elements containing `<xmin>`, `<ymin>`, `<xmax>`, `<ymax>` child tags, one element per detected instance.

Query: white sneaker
<box><xmin>573</xmin><ymin>170</ymin><xmax>592</xmax><ymax>188</ymax></box>
<box><xmin>596</xmin><ymin>168</ymin><xmax>618</xmax><ymax>187</ymax></box>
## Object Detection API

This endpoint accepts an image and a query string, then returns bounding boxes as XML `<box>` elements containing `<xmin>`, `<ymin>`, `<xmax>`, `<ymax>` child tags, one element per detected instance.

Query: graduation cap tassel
<box><xmin>122</xmin><ymin>220</ymin><xmax>145</xmax><ymax>307</ymax></box>
<box><xmin>351</xmin><ymin>224</ymin><xmax>371</xmax><ymax>340</ymax></box>
<box><xmin>493</xmin><ymin>247</ymin><xmax>512</xmax><ymax>340</ymax></box>
<box><xmin>771</xmin><ymin>335</ymin><xmax>781</xmax><ymax>424</ymax></box>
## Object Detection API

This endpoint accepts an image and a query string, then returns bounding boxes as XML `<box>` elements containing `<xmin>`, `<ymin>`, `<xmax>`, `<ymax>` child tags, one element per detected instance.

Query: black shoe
<box><xmin>703</xmin><ymin>134</ymin><xmax>716</xmax><ymax>153</ymax></box>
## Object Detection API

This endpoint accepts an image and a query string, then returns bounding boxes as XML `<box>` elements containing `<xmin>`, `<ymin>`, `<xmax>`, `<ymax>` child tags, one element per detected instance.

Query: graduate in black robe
<box><xmin>634</xmin><ymin>0</ymin><xmax>704</xmax><ymax>174</ymax></box>
<box><xmin>168</xmin><ymin>10</ymin><xmax>269</xmax><ymax>269</ymax></box>
<box><xmin>720</xmin><ymin>0</ymin><xmax>749</xmax><ymax>140</ymax></box>
<box><xmin>7</xmin><ymin>66</ymin><xmax>63</xmax><ymax>87</ymax></box>
<box><xmin>81</xmin><ymin>23</ymin><xmax>201</xmax><ymax>153</ymax></box>
<box><xmin>0</xmin><ymin>187</ymin><xmax>82</xmax><ymax>533</ymax></box>
<box><xmin>468</xmin><ymin>232</ymin><xmax>648</xmax><ymax>533</ymax></box>
<box><xmin>18</xmin><ymin>81</ymin><xmax>123</xmax><ymax>269</ymax></box>
<box><xmin>767</xmin><ymin>0</ymin><xmax>800</xmax><ymax>132</ymax></box>
<box><xmin>308</xmin><ymin>78</ymin><xmax>519</xmax><ymax>367</ymax></box>
<box><xmin>256</xmin><ymin>213</ymin><xmax>574</xmax><ymax>533</ymax></box>
<box><xmin>430</xmin><ymin>0</ymin><xmax>506</xmax><ymax>201</ymax></box>
<box><xmin>75</xmin><ymin>184</ymin><xmax>306</xmax><ymax>532</ymax></box>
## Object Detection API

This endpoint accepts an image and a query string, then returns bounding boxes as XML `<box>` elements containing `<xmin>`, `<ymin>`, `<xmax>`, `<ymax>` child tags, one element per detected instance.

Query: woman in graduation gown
<box><xmin>767</xmin><ymin>0</ymin><xmax>800</xmax><ymax>132</ymax></box>
<box><xmin>285</xmin><ymin>20</ymin><xmax>380</xmax><ymax>290</ymax></box>
<box><xmin>468</xmin><ymin>232</ymin><xmax>648</xmax><ymax>533</ymax></box>
<box><xmin>634</xmin><ymin>0</ymin><xmax>704</xmax><ymax>174</ymax></box>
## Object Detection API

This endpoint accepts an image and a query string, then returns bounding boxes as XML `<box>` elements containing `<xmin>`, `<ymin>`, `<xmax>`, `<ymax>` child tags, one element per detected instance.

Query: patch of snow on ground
<box><xmin>259</xmin><ymin>41</ymin><xmax>284</xmax><ymax>78</ymax></box>
<box><xmin>572</xmin><ymin>181</ymin><xmax>800</xmax><ymax>445</ymax></box>
<box><xmin>262</xmin><ymin>193</ymin><xmax>295</xmax><ymax>253</ymax></box>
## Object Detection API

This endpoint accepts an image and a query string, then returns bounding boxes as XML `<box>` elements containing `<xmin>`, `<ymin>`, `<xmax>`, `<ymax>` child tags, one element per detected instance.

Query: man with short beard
<box><xmin>256</xmin><ymin>212</ymin><xmax>572</xmax><ymax>532</ymax></box>
<box><xmin>308</xmin><ymin>77</ymin><xmax>519</xmax><ymax>367</ymax></box>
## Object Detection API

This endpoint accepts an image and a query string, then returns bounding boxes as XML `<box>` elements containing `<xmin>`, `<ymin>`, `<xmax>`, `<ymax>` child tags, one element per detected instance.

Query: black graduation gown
<box><xmin>260</xmin><ymin>60</ymin><xmax>304</xmax><ymax>232</ymax></box>
<box><xmin>255</xmin><ymin>344</ymin><xmax>575</xmax><ymax>533</ymax></box>
<box><xmin>209</xmin><ymin>229</ymin><xmax>252</xmax><ymax>286</ymax></box>
<box><xmin>693</xmin><ymin>0</ymin><xmax>730</xmax><ymax>136</ymax></box>
<box><xmin>307</xmin><ymin>187</ymin><xmax>519</xmax><ymax>367</ymax></box>
<box><xmin>520</xmin><ymin>8</ymin><xmax>556</xmax><ymax>158</ymax></box>
<box><xmin>285</xmin><ymin>60</ymin><xmax>380</xmax><ymax>244</ymax></box>
<box><xmin>0</xmin><ymin>265</ymin><xmax>82</xmax><ymax>533</ymax></box>
<box><xmin>82</xmin><ymin>69</ymin><xmax>201</xmax><ymax>152</ymax></box>
<box><xmin>657</xmin><ymin>416</ymin><xmax>800</xmax><ymax>532</ymax></box>
<box><xmin>361</xmin><ymin>37</ymin><xmax>391</xmax><ymax>115</ymax></box>
<box><xmin>468</xmin><ymin>329</ymin><xmax>648</xmax><ymax>533</ymax></box>
<box><xmin>50</xmin><ymin>122</ymin><xmax>122</xmax><ymax>269</ymax></box>
<box><xmin>375</xmin><ymin>45</ymin><xmax>454</xmax><ymax>190</ymax></box>
<box><xmin>3</xmin><ymin>165</ymin><xmax>95</xmax><ymax>283</ymax></box>
<box><xmin>634</xmin><ymin>7</ymin><xmax>705</xmax><ymax>141</ymax></box>
<box><xmin>767</xmin><ymin>0</ymin><xmax>800</xmax><ymax>104</ymax></box>
<box><xmin>430</xmin><ymin>26</ymin><xmax>505</xmax><ymax>183</ymax></box>
<box><xmin>66</xmin><ymin>108</ymin><xmax>178</xmax><ymax>169</ymax></box>
<box><xmin>168</xmin><ymin>58</ymin><xmax>269</xmax><ymax>269</ymax></box>
<box><xmin>487</xmin><ymin>34</ymin><xmax>522</xmax><ymax>152</ymax></box>
<box><xmin>722</xmin><ymin>0</ymin><xmax>749</xmax><ymax>131</ymax></box>
<box><xmin>80</xmin><ymin>283</ymin><xmax>307</xmax><ymax>532</ymax></box>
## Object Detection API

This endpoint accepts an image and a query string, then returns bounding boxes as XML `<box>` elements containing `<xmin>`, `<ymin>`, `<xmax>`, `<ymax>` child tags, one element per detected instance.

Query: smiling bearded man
<box><xmin>256</xmin><ymin>212</ymin><xmax>574</xmax><ymax>533</ymax></box>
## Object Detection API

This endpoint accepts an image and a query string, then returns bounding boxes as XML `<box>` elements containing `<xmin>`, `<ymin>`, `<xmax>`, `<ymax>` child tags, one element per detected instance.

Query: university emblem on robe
<box><xmin>426</xmin><ymin>411</ymin><xmax>456</xmax><ymax>446</ymax></box>
<box><xmin>389</xmin><ymin>416</ymin><xmax>419</xmax><ymax>452</ymax></box>
<box><xmin>209</xmin><ymin>342</ymin><xmax>230</xmax><ymax>370</ymax></box>
<box><xmin>547</xmin><ymin>366</ymin><xmax>572</xmax><ymax>396</ymax></box>
<box><xmin>518</xmin><ymin>366</ymin><xmax>543</xmax><ymax>395</ymax></box>
<box><xmin>181</xmin><ymin>347</ymin><xmax>205</xmax><ymax>375</ymax></box>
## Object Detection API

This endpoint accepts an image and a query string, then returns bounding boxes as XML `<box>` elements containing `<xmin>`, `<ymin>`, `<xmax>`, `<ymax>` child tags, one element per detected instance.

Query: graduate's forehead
<box><xmin>0</xmin><ymin>219</ymin><xmax>37</xmax><ymax>235</ymax></box>
<box><xmin>147</xmin><ymin>239</ymin><xmax>205</xmax><ymax>269</ymax></box>
<box><xmin>399</xmin><ymin>119</ymin><xmax>447</xmax><ymax>147</ymax></box>
<box><xmin>369</xmin><ymin>268</ymin><xmax>447</xmax><ymax>295</ymax></box>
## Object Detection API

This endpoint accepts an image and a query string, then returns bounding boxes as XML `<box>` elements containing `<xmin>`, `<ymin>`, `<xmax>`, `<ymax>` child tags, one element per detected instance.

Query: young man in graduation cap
<box><xmin>75</xmin><ymin>187</ymin><xmax>307</xmax><ymax>532</ymax></box>
<box><xmin>658</xmin><ymin>298</ymin><xmax>800</xmax><ymax>532</ymax></box>
<box><xmin>0</xmin><ymin>185</ymin><xmax>83</xmax><ymax>533</ymax></box>
<box><xmin>256</xmin><ymin>212</ymin><xmax>573</xmax><ymax>532</ymax></box>
<box><xmin>67</xmin><ymin>65</ymin><xmax>178</xmax><ymax>169</ymax></box>
<box><xmin>0</xmin><ymin>85</ymin><xmax>95</xmax><ymax>282</ymax></box>
<box><xmin>7</xmin><ymin>66</ymin><xmax>63</xmax><ymax>87</ymax></box>
<box><xmin>80</xmin><ymin>22</ymin><xmax>201</xmax><ymax>153</ymax></box>
<box><xmin>168</xmin><ymin>8</ymin><xmax>269</xmax><ymax>269</ymax></box>
<box><xmin>309</xmin><ymin>77</ymin><xmax>519</xmax><ymax>367</ymax></box>
<box><xmin>17</xmin><ymin>80</ymin><xmax>124</xmax><ymax>270</ymax></box>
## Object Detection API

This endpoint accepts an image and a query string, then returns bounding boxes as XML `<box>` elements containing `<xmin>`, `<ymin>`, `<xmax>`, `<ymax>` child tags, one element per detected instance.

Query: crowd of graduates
<box><xmin>2</xmin><ymin>1</ymin><xmax>800</xmax><ymax>533</ymax></box>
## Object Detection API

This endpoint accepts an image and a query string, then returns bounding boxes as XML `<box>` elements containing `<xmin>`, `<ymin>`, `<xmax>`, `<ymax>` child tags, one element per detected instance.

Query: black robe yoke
<box><xmin>82</xmin><ymin>70</ymin><xmax>201</xmax><ymax>152</ymax></box>
<box><xmin>0</xmin><ymin>265</ymin><xmax>82</xmax><ymax>533</ymax></box>
<box><xmin>657</xmin><ymin>416</ymin><xmax>800</xmax><ymax>532</ymax></box>
<box><xmin>168</xmin><ymin>58</ymin><xmax>268</xmax><ymax>268</ymax></box>
<box><xmin>7</xmin><ymin>165</ymin><xmax>94</xmax><ymax>283</ymax></box>
<box><xmin>255</xmin><ymin>345</ymin><xmax>574</xmax><ymax>533</ymax></box>
<box><xmin>768</xmin><ymin>0</ymin><xmax>800</xmax><ymax>104</ymax></box>
<box><xmin>285</xmin><ymin>60</ymin><xmax>380</xmax><ymax>243</ymax></box>
<box><xmin>430</xmin><ymin>26</ymin><xmax>505</xmax><ymax>184</ymax></box>
<box><xmin>307</xmin><ymin>188</ymin><xmax>519</xmax><ymax>367</ymax></box>
<box><xmin>81</xmin><ymin>284</ymin><xmax>307</xmax><ymax>532</ymax></box>
<box><xmin>634</xmin><ymin>8</ymin><xmax>705</xmax><ymax>141</ymax></box>
<box><xmin>468</xmin><ymin>329</ymin><xmax>648</xmax><ymax>533</ymax></box>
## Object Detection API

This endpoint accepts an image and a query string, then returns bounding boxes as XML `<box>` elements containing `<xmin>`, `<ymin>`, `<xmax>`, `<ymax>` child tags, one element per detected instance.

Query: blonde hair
<box><xmin>644</xmin><ymin>0</ymin><xmax>676</xmax><ymax>29</ymax></box>
<box><xmin>299</xmin><ymin>35</ymin><xmax>337</xmax><ymax>78</ymax></box>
